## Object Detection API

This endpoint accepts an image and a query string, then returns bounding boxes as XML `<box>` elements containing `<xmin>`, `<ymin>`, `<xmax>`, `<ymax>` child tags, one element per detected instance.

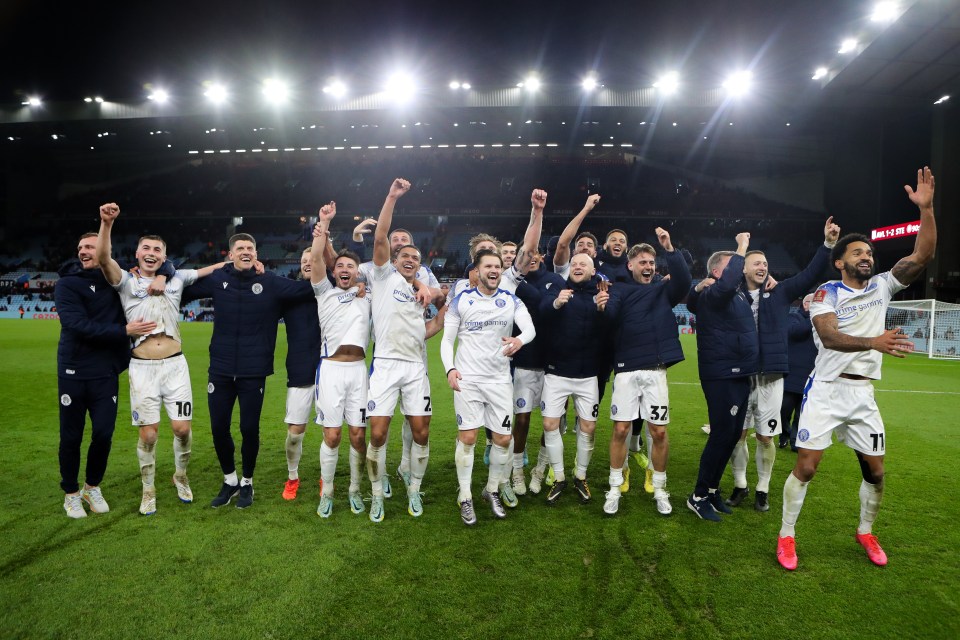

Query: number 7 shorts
<box><xmin>797</xmin><ymin>377</ymin><xmax>885</xmax><ymax>454</ymax></box>
<box><xmin>366</xmin><ymin>357</ymin><xmax>432</xmax><ymax>418</ymax></box>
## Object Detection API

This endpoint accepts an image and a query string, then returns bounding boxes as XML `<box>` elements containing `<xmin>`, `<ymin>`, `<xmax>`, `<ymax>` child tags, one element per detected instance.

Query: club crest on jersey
<box><xmin>252</xmin><ymin>283</ymin><xmax>263</xmax><ymax>295</ymax></box>
<box><xmin>798</xmin><ymin>429</ymin><xmax>810</xmax><ymax>442</ymax></box>
<box><xmin>516</xmin><ymin>398</ymin><xmax>526</xmax><ymax>409</ymax></box>
<box><xmin>611</xmin><ymin>404</ymin><xmax>618</xmax><ymax>415</ymax></box>
<box><xmin>495</xmin><ymin>298</ymin><xmax>506</xmax><ymax>308</ymax></box>
<box><xmin>207</xmin><ymin>383</ymin><xmax>215</xmax><ymax>393</ymax></box>
<box><xmin>730</xmin><ymin>405</ymin><xmax>739</xmax><ymax>416</ymax></box>
<box><xmin>456</xmin><ymin>414</ymin><xmax>463</xmax><ymax>426</ymax></box>
<box><xmin>368</xmin><ymin>400</ymin><xmax>376</xmax><ymax>411</ymax></box>
<box><xmin>60</xmin><ymin>394</ymin><xmax>72</xmax><ymax>406</ymax></box>
<box><xmin>132</xmin><ymin>410</ymin><xmax>140</xmax><ymax>422</ymax></box>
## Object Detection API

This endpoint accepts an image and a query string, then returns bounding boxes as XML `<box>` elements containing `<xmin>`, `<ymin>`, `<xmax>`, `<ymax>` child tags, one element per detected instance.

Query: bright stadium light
<box><xmin>519</xmin><ymin>75</ymin><xmax>541</xmax><ymax>92</ymax></box>
<box><xmin>654</xmin><ymin>71</ymin><xmax>680</xmax><ymax>95</ymax></box>
<box><xmin>581</xmin><ymin>75</ymin><xmax>598</xmax><ymax>91</ymax></box>
<box><xmin>322</xmin><ymin>79</ymin><xmax>347</xmax><ymax>98</ymax></box>
<box><xmin>839</xmin><ymin>38</ymin><xmax>858</xmax><ymax>54</ymax></box>
<box><xmin>449</xmin><ymin>81</ymin><xmax>461</xmax><ymax>89</ymax></box>
<box><xmin>23</xmin><ymin>96</ymin><xmax>42</xmax><ymax>107</ymax></box>
<box><xmin>722</xmin><ymin>70</ymin><xmax>752</xmax><ymax>96</ymax></box>
<box><xmin>384</xmin><ymin>72</ymin><xmax>416</xmax><ymax>102</ymax></box>
<box><xmin>934</xmin><ymin>95</ymin><xmax>950</xmax><ymax>105</ymax></box>
<box><xmin>871</xmin><ymin>2</ymin><xmax>899</xmax><ymax>23</ymax></box>
<box><xmin>462</xmin><ymin>82</ymin><xmax>471</xmax><ymax>90</ymax></box>
<box><xmin>148</xmin><ymin>89</ymin><xmax>169</xmax><ymax>104</ymax></box>
<box><xmin>262</xmin><ymin>78</ymin><xmax>290</xmax><ymax>105</ymax></box>
<box><xmin>449</xmin><ymin>80</ymin><xmax>472</xmax><ymax>90</ymax></box>
<box><xmin>812</xmin><ymin>67</ymin><xmax>828</xmax><ymax>80</ymax></box>
<box><xmin>204</xmin><ymin>83</ymin><xmax>228</xmax><ymax>104</ymax></box>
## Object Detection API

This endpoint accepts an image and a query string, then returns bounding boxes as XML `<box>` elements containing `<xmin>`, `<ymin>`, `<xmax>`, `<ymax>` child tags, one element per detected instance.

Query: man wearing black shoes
<box><xmin>685</xmin><ymin>232</ymin><xmax>758</xmax><ymax>521</ymax></box>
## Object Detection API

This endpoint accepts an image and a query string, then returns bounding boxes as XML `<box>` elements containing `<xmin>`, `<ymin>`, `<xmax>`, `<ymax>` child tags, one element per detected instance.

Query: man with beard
<box><xmin>596</xmin><ymin>229</ymin><xmax>630</xmax><ymax>282</ymax></box>
<box><xmin>442</xmin><ymin>250</ymin><xmax>536</xmax><ymax>524</ymax></box>
<box><xmin>777</xmin><ymin>167</ymin><xmax>937</xmax><ymax>570</ymax></box>
<box><xmin>600</xmin><ymin>228</ymin><xmax>691</xmax><ymax>515</ymax></box>
<box><xmin>552</xmin><ymin>194</ymin><xmax>601</xmax><ymax>279</ymax></box>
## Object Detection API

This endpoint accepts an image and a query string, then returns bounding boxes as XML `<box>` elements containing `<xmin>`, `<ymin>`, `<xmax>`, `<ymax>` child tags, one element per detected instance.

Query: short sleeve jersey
<box><xmin>445</xmin><ymin>265</ymin><xmax>524</xmax><ymax>305</ymax></box>
<box><xmin>370</xmin><ymin>263</ymin><xmax>426</xmax><ymax>362</ymax></box>
<box><xmin>445</xmin><ymin>287</ymin><xmax>532</xmax><ymax>384</ymax></box>
<box><xmin>809</xmin><ymin>271</ymin><xmax>906</xmax><ymax>381</ymax></box>
<box><xmin>359</xmin><ymin>261</ymin><xmax>438</xmax><ymax>293</ymax></box>
<box><xmin>312</xmin><ymin>280</ymin><xmax>371</xmax><ymax>357</ymax></box>
<box><xmin>113</xmin><ymin>269</ymin><xmax>198</xmax><ymax>348</ymax></box>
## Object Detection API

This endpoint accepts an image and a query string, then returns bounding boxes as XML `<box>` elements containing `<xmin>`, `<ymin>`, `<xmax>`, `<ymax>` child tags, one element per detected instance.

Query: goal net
<box><xmin>887</xmin><ymin>299</ymin><xmax>960</xmax><ymax>360</ymax></box>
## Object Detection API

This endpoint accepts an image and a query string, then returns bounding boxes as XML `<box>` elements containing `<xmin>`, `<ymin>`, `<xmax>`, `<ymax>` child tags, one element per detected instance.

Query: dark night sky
<box><xmin>0</xmin><ymin>0</ymin><xmax>865</xmax><ymax>102</ymax></box>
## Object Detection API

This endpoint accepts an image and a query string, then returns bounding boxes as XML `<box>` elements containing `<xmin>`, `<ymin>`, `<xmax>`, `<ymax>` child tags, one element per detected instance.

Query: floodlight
<box><xmin>581</xmin><ymin>76</ymin><xmax>598</xmax><ymax>91</ymax></box>
<box><xmin>839</xmin><ymin>38</ymin><xmax>858</xmax><ymax>54</ymax></box>
<box><xmin>449</xmin><ymin>81</ymin><xmax>461</xmax><ymax>90</ymax></box>
<box><xmin>262</xmin><ymin>78</ymin><xmax>290</xmax><ymax>105</ymax></box>
<box><xmin>521</xmin><ymin>76</ymin><xmax>541</xmax><ymax>92</ymax></box>
<box><xmin>812</xmin><ymin>67</ymin><xmax>828</xmax><ymax>80</ymax></box>
<box><xmin>94</xmin><ymin>96</ymin><xmax>104</xmax><ymax>103</ymax></box>
<box><xmin>654</xmin><ymin>71</ymin><xmax>680</xmax><ymax>94</ymax></box>
<box><xmin>148</xmin><ymin>89</ymin><xmax>169</xmax><ymax>104</ymax></box>
<box><xmin>462</xmin><ymin>83</ymin><xmax>471</xmax><ymax>90</ymax></box>
<box><xmin>385</xmin><ymin>72</ymin><xmax>416</xmax><ymax>102</ymax></box>
<box><xmin>322</xmin><ymin>80</ymin><xmax>347</xmax><ymax>98</ymax></box>
<box><xmin>934</xmin><ymin>95</ymin><xmax>950</xmax><ymax>105</ymax></box>
<box><xmin>24</xmin><ymin>96</ymin><xmax>42</xmax><ymax>107</ymax></box>
<box><xmin>84</xmin><ymin>97</ymin><xmax>93</xmax><ymax>103</ymax></box>
<box><xmin>870</xmin><ymin>2</ymin><xmax>898</xmax><ymax>23</ymax></box>
<box><xmin>722</xmin><ymin>70</ymin><xmax>752</xmax><ymax>96</ymax></box>
<box><xmin>204</xmin><ymin>83</ymin><xmax>228</xmax><ymax>104</ymax></box>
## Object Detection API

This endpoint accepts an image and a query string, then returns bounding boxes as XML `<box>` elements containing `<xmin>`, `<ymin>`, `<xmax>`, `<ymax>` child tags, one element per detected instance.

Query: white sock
<box><xmin>366</xmin><ymin>444</ymin><xmax>383</xmax><ymax>497</ymax></box>
<box><xmin>224</xmin><ymin>471</ymin><xmax>238</xmax><ymax>486</ymax></box>
<box><xmin>534</xmin><ymin>445</ymin><xmax>549</xmax><ymax>474</ymax></box>
<box><xmin>544</xmin><ymin>429</ymin><xmax>565</xmax><ymax>482</ymax></box>
<box><xmin>400</xmin><ymin>419</ymin><xmax>413</xmax><ymax>474</ymax></box>
<box><xmin>173</xmin><ymin>431</ymin><xmax>191</xmax><ymax>475</ymax></box>
<box><xmin>780</xmin><ymin>472</ymin><xmax>809</xmax><ymax>538</ymax></box>
<box><xmin>349</xmin><ymin>446</ymin><xmax>364</xmax><ymax>493</ymax></box>
<box><xmin>609</xmin><ymin>466</ymin><xmax>624</xmax><ymax>489</ymax></box>
<box><xmin>513</xmin><ymin>446</ymin><xmax>525</xmax><ymax>471</ymax></box>
<box><xmin>320</xmin><ymin>442</ymin><xmax>338</xmax><ymax>497</ymax></box>
<box><xmin>575</xmin><ymin>430</ymin><xmax>595</xmax><ymax>480</ymax></box>
<box><xmin>731</xmin><ymin>438</ymin><xmax>749</xmax><ymax>488</ymax></box>
<box><xmin>240</xmin><ymin>477</ymin><xmax>253</xmax><ymax>487</ymax></box>
<box><xmin>137</xmin><ymin>438</ymin><xmax>156</xmax><ymax>488</ymax></box>
<box><xmin>501</xmin><ymin>437</ymin><xmax>515</xmax><ymax>483</ymax></box>
<box><xmin>755</xmin><ymin>439</ymin><xmax>776</xmax><ymax>493</ymax></box>
<box><xmin>652</xmin><ymin>470</ymin><xmax>667</xmax><ymax>496</ymax></box>
<box><xmin>455</xmin><ymin>440</ymin><xmax>475</xmax><ymax>503</ymax></box>
<box><xmin>486</xmin><ymin>443</ymin><xmax>509</xmax><ymax>493</ymax></box>
<box><xmin>409</xmin><ymin>442</ymin><xmax>429</xmax><ymax>492</ymax></box>
<box><xmin>857</xmin><ymin>479</ymin><xmax>883</xmax><ymax>535</ymax></box>
<box><xmin>285</xmin><ymin>431</ymin><xmax>305</xmax><ymax>480</ymax></box>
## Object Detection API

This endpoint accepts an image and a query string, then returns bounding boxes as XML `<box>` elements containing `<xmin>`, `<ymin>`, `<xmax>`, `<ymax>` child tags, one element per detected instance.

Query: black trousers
<box><xmin>58</xmin><ymin>376</ymin><xmax>119</xmax><ymax>494</ymax></box>
<box><xmin>208</xmin><ymin>374</ymin><xmax>267</xmax><ymax>479</ymax></box>
<box><xmin>695</xmin><ymin>377</ymin><xmax>751</xmax><ymax>496</ymax></box>
<box><xmin>780</xmin><ymin>391</ymin><xmax>803</xmax><ymax>446</ymax></box>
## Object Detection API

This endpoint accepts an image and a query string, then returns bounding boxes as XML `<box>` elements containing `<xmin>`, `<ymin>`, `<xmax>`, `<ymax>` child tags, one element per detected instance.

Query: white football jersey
<box><xmin>445</xmin><ymin>265</ymin><xmax>523</xmax><ymax>306</ymax></box>
<box><xmin>369</xmin><ymin>263</ymin><xmax>427</xmax><ymax>362</ymax></box>
<box><xmin>114</xmin><ymin>269</ymin><xmax>198</xmax><ymax>348</ymax></box>
<box><xmin>809</xmin><ymin>271</ymin><xmax>906</xmax><ymax>381</ymax></box>
<box><xmin>359</xmin><ymin>260</ymin><xmax>437</xmax><ymax>294</ymax></box>
<box><xmin>312</xmin><ymin>280</ymin><xmax>371</xmax><ymax>357</ymax></box>
<box><xmin>441</xmin><ymin>287</ymin><xmax>534</xmax><ymax>384</ymax></box>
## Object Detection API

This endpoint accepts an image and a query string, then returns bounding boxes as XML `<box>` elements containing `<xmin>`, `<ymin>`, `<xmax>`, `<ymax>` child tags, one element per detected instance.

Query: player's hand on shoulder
<box><xmin>148</xmin><ymin>275</ymin><xmax>167</xmax><ymax>296</ymax></box>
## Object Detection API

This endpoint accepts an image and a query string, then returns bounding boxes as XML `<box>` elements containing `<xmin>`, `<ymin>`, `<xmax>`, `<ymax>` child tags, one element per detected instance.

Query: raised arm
<box><xmin>657</xmin><ymin>227</ymin><xmax>693</xmax><ymax>305</ymax></box>
<box><xmin>96</xmin><ymin>203</ymin><xmax>124</xmax><ymax>286</ymax></box>
<box><xmin>812</xmin><ymin>313</ymin><xmax>913</xmax><ymax>358</ymax></box>
<box><xmin>373</xmin><ymin>178</ymin><xmax>411</xmax><ymax>267</ymax></box>
<box><xmin>892</xmin><ymin>166</ymin><xmax>937</xmax><ymax>285</ymax></box>
<box><xmin>515</xmin><ymin>189</ymin><xmax>547</xmax><ymax>276</ymax></box>
<box><xmin>553</xmin><ymin>194</ymin><xmax>600</xmax><ymax>271</ymax></box>
<box><xmin>310</xmin><ymin>202</ymin><xmax>337</xmax><ymax>284</ymax></box>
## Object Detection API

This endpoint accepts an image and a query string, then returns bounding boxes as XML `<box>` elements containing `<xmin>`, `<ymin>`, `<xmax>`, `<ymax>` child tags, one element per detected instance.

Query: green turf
<box><xmin>1</xmin><ymin>319</ymin><xmax>958</xmax><ymax>639</ymax></box>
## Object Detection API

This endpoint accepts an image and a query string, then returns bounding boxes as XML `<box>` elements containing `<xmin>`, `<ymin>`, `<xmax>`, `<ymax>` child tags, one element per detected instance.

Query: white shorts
<box><xmin>513</xmin><ymin>368</ymin><xmax>544</xmax><ymax>415</ymax></box>
<box><xmin>609</xmin><ymin>368</ymin><xmax>670</xmax><ymax>424</ymax></box>
<box><xmin>797</xmin><ymin>377</ymin><xmax>885</xmax><ymax>455</ymax></box>
<box><xmin>541</xmin><ymin>374</ymin><xmax>599</xmax><ymax>421</ymax></box>
<box><xmin>128</xmin><ymin>354</ymin><xmax>193</xmax><ymax>426</ymax></box>
<box><xmin>744</xmin><ymin>373</ymin><xmax>785</xmax><ymax>435</ymax></box>
<box><xmin>367</xmin><ymin>358</ymin><xmax>432</xmax><ymax>418</ymax></box>
<box><xmin>315</xmin><ymin>359</ymin><xmax>369</xmax><ymax>428</ymax></box>
<box><xmin>284</xmin><ymin>385</ymin><xmax>315</xmax><ymax>426</ymax></box>
<box><xmin>454</xmin><ymin>381</ymin><xmax>514</xmax><ymax>435</ymax></box>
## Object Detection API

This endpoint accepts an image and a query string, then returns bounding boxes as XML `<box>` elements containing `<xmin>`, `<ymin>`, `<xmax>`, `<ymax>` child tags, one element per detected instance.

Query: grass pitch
<box><xmin>0</xmin><ymin>319</ymin><xmax>958</xmax><ymax>639</ymax></box>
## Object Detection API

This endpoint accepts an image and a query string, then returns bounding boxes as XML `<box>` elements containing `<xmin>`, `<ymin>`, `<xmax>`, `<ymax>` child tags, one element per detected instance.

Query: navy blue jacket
<box><xmin>596</xmin><ymin>249</ymin><xmax>629</xmax><ymax>283</ymax></box>
<box><xmin>281</xmin><ymin>292</ymin><xmax>322</xmax><ymax>388</ymax></box>
<box><xmin>687</xmin><ymin>254</ymin><xmax>758</xmax><ymax>381</ymax></box>
<box><xmin>751</xmin><ymin>244</ymin><xmax>830</xmax><ymax>375</ymax></box>
<box><xmin>54</xmin><ymin>260</ymin><xmax>130</xmax><ymax>379</ymax></box>
<box><xmin>604</xmin><ymin>249</ymin><xmax>692</xmax><ymax>372</ymax></box>
<box><xmin>512</xmin><ymin>267</ymin><xmax>565</xmax><ymax>370</ymax></box>
<box><xmin>185</xmin><ymin>265</ymin><xmax>314</xmax><ymax>378</ymax></box>
<box><xmin>540</xmin><ymin>275</ymin><xmax>607</xmax><ymax>378</ymax></box>
<box><xmin>785</xmin><ymin>307</ymin><xmax>817</xmax><ymax>394</ymax></box>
